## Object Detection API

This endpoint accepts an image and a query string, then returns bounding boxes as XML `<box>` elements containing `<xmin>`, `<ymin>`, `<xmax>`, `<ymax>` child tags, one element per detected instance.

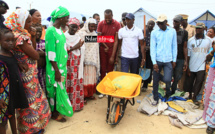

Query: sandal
<box><xmin>206</xmin><ymin>126</ymin><xmax>215</xmax><ymax>134</ymax></box>
<box><xmin>84</xmin><ymin>100</ymin><xmax>87</xmax><ymax>105</ymax></box>
<box><xmin>51</xmin><ymin>114</ymin><xmax>66</xmax><ymax>122</ymax></box>
<box><xmin>88</xmin><ymin>96</ymin><xmax>96</xmax><ymax>100</ymax></box>
<box><xmin>35</xmin><ymin>129</ymin><xmax>45</xmax><ymax>134</ymax></box>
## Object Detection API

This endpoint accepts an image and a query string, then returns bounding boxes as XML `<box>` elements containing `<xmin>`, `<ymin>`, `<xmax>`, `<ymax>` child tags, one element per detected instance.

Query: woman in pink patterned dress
<box><xmin>4</xmin><ymin>9</ymin><xmax>51</xmax><ymax>134</ymax></box>
<box><xmin>65</xmin><ymin>18</ymin><xmax>85</xmax><ymax>111</ymax></box>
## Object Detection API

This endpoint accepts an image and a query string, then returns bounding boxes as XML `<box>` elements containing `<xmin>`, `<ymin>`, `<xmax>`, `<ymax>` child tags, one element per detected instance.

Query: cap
<box><xmin>0</xmin><ymin>0</ymin><xmax>9</xmax><ymax>9</ymax></box>
<box><xmin>156</xmin><ymin>14</ymin><xmax>167</xmax><ymax>22</ymax></box>
<box><xmin>195</xmin><ymin>23</ymin><xmax>205</xmax><ymax>28</ymax></box>
<box><xmin>148</xmin><ymin>18</ymin><xmax>155</xmax><ymax>22</ymax></box>
<box><xmin>122</xmin><ymin>12</ymin><xmax>127</xmax><ymax>20</ymax></box>
<box><xmin>173</xmin><ymin>15</ymin><xmax>183</xmax><ymax>23</ymax></box>
<box><xmin>179</xmin><ymin>14</ymin><xmax>188</xmax><ymax>20</ymax></box>
<box><xmin>125</xmin><ymin>13</ymin><xmax>135</xmax><ymax>20</ymax></box>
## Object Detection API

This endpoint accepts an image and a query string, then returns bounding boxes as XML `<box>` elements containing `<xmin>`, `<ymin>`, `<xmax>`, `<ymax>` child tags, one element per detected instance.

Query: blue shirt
<box><xmin>150</xmin><ymin>26</ymin><xmax>177</xmax><ymax>65</ymax></box>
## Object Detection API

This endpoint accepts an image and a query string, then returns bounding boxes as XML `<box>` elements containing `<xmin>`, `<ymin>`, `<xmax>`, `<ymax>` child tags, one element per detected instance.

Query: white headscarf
<box><xmin>64</xmin><ymin>31</ymin><xmax>81</xmax><ymax>56</ymax></box>
<box><xmin>79</xmin><ymin>18</ymin><xmax>97</xmax><ymax>35</ymax></box>
<box><xmin>15</xmin><ymin>9</ymin><xmax>29</xmax><ymax>28</ymax></box>
<box><xmin>77</xmin><ymin>18</ymin><xmax>100</xmax><ymax>79</ymax></box>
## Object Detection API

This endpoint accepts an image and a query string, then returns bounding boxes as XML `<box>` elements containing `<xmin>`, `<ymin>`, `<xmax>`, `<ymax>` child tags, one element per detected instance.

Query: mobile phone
<box><xmin>61</xmin><ymin>76</ymin><xmax>65</xmax><ymax>82</ymax></box>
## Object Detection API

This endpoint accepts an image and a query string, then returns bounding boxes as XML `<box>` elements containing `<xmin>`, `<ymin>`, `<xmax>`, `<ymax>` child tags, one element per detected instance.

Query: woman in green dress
<box><xmin>45</xmin><ymin>6</ymin><xmax>73</xmax><ymax>122</ymax></box>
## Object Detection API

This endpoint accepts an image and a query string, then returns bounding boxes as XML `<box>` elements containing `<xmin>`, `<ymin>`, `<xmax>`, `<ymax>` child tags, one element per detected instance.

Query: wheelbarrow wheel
<box><xmin>109</xmin><ymin>101</ymin><xmax>121</xmax><ymax>124</ymax></box>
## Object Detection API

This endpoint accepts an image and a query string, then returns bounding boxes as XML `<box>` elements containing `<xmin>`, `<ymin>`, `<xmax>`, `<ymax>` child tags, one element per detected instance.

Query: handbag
<box><xmin>139</xmin><ymin>66</ymin><xmax>151</xmax><ymax>80</ymax></box>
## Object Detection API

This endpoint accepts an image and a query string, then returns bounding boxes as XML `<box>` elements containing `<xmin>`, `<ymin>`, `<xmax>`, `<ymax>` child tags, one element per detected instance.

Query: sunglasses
<box><xmin>157</xmin><ymin>22</ymin><xmax>165</xmax><ymax>25</ymax></box>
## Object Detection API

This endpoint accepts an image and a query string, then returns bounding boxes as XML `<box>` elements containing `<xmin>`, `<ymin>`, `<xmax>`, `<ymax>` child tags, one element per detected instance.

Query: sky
<box><xmin>4</xmin><ymin>0</ymin><xmax>215</xmax><ymax>26</ymax></box>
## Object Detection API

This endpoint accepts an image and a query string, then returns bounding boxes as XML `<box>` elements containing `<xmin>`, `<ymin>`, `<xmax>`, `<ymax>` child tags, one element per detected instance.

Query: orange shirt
<box><xmin>41</xmin><ymin>27</ymin><xmax>46</xmax><ymax>40</ymax></box>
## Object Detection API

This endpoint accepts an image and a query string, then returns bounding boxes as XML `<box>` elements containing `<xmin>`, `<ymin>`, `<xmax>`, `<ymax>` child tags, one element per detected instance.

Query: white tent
<box><xmin>133</xmin><ymin>7</ymin><xmax>158</xmax><ymax>30</ymax></box>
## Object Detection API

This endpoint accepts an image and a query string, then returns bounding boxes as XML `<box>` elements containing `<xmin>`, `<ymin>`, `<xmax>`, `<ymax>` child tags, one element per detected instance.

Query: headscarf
<box><xmin>79</xmin><ymin>18</ymin><xmax>97</xmax><ymax>35</ymax></box>
<box><xmin>50</xmin><ymin>6</ymin><xmax>70</xmax><ymax>25</ymax></box>
<box><xmin>4</xmin><ymin>8</ymin><xmax>30</xmax><ymax>37</ymax></box>
<box><xmin>77</xmin><ymin>18</ymin><xmax>100</xmax><ymax>79</ymax></box>
<box><xmin>68</xmin><ymin>17</ymin><xmax>80</xmax><ymax>29</ymax></box>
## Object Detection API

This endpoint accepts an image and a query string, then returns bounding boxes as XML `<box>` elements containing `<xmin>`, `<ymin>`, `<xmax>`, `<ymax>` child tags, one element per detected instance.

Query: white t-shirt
<box><xmin>118</xmin><ymin>25</ymin><xmax>144</xmax><ymax>58</ymax></box>
<box><xmin>188</xmin><ymin>36</ymin><xmax>212</xmax><ymax>72</ymax></box>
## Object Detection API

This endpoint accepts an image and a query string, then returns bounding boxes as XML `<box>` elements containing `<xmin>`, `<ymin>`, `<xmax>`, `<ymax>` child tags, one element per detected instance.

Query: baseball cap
<box><xmin>122</xmin><ymin>12</ymin><xmax>127</xmax><ymax>20</ymax></box>
<box><xmin>195</xmin><ymin>23</ymin><xmax>205</xmax><ymax>28</ymax></box>
<box><xmin>179</xmin><ymin>14</ymin><xmax>188</xmax><ymax>20</ymax></box>
<box><xmin>125</xmin><ymin>13</ymin><xmax>135</xmax><ymax>20</ymax></box>
<box><xmin>173</xmin><ymin>15</ymin><xmax>183</xmax><ymax>23</ymax></box>
<box><xmin>156</xmin><ymin>14</ymin><xmax>167</xmax><ymax>22</ymax></box>
<box><xmin>0</xmin><ymin>0</ymin><xmax>9</xmax><ymax>9</ymax></box>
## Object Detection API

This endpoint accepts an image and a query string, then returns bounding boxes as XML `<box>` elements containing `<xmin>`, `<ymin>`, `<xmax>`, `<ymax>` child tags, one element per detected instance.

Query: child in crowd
<box><xmin>33</xmin><ymin>23</ymin><xmax>46</xmax><ymax>94</ymax></box>
<box><xmin>0</xmin><ymin>28</ymin><xmax>28</xmax><ymax>134</ymax></box>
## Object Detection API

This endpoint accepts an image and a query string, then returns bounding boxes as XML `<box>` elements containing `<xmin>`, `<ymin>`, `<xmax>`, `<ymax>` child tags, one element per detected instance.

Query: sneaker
<box><xmin>98</xmin><ymin>94</ymin><xmax>104</xmax><ymax>99</ymax></box>
<box><xmin>151</xmin><ymin>100</ymin><xmax>158</xmax><ymax>106</ymax></box>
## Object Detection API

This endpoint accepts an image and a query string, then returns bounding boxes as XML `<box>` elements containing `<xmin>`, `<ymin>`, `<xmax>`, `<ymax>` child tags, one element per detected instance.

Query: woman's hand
<box><xmin>29</xmin><ymin>27</ymin><xmax>36</xmax><ymax>37</ymax></box>
<box><xmin>55</xmin><ymin>70</ymin><xmax>61</xmax><ymax>82</ymax></box>
<box><xmin>0</xmin><ymin>99</ymin><xmax>6</xmax><ymax>109</ymax></box>
<box><xmin>18</xmin><ymin>62</ymin><xmax>29</xmax><ymax>72</ymax></box>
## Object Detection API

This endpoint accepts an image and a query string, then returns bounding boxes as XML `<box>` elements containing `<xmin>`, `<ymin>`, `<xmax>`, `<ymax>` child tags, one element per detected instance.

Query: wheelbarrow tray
<box><xmin>96</xmin><ymin>71</ymin><xmax>142</xmax><ymax>98</ymax></box>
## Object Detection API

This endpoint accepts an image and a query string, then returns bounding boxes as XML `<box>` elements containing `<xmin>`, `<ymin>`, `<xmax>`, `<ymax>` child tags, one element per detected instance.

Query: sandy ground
<box><xmin>7</xmin><ymin>88</ymin><xmax>206</xmax><ymax>134</ymax></box>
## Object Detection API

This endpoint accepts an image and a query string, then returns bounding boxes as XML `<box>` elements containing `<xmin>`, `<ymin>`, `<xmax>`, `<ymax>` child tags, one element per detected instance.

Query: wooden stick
<box><xmin>144</xmin><ymin>15</ymin><xmax>146</xmax><ymax>37</ymax></box>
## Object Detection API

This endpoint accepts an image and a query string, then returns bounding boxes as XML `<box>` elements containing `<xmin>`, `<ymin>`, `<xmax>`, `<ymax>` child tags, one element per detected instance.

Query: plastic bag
<box><xmin>103</xmin><ymin>75</ymin><xmax>141</xmax><ymax>97</ymax></box>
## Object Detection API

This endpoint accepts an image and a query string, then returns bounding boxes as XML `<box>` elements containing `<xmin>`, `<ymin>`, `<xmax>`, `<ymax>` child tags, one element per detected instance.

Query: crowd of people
<box><xmin>0</xmin><ymin>0</ymin><xmax>215</xmax><ymax>134</ymax></box>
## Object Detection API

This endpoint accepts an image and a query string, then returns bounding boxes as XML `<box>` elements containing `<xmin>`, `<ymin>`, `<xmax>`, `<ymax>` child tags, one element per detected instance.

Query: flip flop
<box><xmin>51</xmin><ymin>115</ymin><xmax>66</xmax><ymax>123</ymax></box>
<box><xmin>37</xmin><ymin>129</ymin><xmax>45</xmax><ymax>134</ymax></box>
<box><xmin>84</xmin><ymin>100</ymin><xmax>87</xmax><ymax>105</ymax></box>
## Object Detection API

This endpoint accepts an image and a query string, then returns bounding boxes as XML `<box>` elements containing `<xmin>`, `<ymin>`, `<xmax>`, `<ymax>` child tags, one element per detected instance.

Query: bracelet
<box><xmin>209</xmin><ymin>52</ymin><xmax>214</xmax><ymax>56</ymax></box>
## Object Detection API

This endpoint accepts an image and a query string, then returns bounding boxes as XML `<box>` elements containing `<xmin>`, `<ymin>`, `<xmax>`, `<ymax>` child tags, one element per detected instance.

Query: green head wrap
<box><xmin>50</xmin><ymin>6</ymin><xmax>70</xmax><ymax>24</ymax></box>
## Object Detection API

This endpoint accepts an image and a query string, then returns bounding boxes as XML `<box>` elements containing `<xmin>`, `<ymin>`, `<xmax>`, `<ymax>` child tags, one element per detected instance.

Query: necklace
<box><xmin>195</xmin><ymin>38</ymin><xmax>203</xmax><ymax>47</ymax></box>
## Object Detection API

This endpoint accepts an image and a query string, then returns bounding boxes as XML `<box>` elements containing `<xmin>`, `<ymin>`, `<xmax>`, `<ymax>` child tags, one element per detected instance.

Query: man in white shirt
<box><xmin>118</xmin><ymin>13</ymin><xmax>145</xmax><ymax>73</ymax></box>
<box><xmin>184</xmin><ymin>23</ymin><xmax>212</xmax><ymax>105</ymax></box>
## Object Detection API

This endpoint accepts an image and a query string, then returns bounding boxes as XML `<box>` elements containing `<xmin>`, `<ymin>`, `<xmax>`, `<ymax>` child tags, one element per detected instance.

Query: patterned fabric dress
<box><xmin>65</xmin><ymin>28</ymin><xmax>84</xmax><ymax>112</ymax></box>
<box><xmin>0</xmin><ymin>61</ymin><xmax>10</xmax><ymax>123</ymax></box>
<box><xmin>66</xmin><ymin>52</ymin><xmax>84</xmax><ymax>111</ymax></box>
<box><xmin>0</xmin><ymin>57</ymin><xmax>29</xmax><ymax>124</ymax></box>
<box><xmin>4</xmin><ymin>9</ymin><xmax>51</xmax><ymax>134</ymax></box>
<box><xmin>14</xmin><ymin>33</ymin><xmax>51</xmax><ymax>134</ymax></box>
<box><xmin>36</xmin><ymin>39</ymin><xmax>46</xmax><ymax>93</ymax></box>
<box><xmin>45</xmin><ymin>26</ymin><xmax>73</xmax><ymax>117</ymax></box>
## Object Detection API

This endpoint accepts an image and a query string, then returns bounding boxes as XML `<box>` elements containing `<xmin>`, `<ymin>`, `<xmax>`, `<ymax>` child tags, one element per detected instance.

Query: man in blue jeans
<box><xmin>118</xmin><ymin>13</ymin><xmax>145</xmax><ymax>73</ymax></box>
<box><xmin>150</xmin><ymin>14</ymin><xmax>177</xmax><ymax>105</ymax></box>
<box><xmin>171</xmin><ymin>15</ymin><xmax>188</xmax><ymax>95</ymax></box>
